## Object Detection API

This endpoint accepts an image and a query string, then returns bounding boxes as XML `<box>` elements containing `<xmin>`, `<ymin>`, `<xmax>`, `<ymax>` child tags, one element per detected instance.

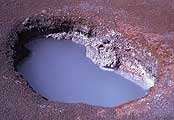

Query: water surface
<box><xmin>18</xmin><ymin>38</ymin><xmax>145</xmax><ymax>107</ymax></box>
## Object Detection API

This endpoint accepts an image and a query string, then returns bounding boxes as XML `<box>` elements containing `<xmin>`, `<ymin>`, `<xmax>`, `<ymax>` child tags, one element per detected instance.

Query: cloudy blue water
<box><xmin>18</xmin><ymin>38</ymin><xmax>145</xmax><ymax>107</ymax></box>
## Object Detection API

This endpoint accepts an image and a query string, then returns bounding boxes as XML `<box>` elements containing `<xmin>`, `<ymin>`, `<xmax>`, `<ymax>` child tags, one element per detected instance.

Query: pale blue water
<box><xmin>18</xmin><ymin>38</ymin><xmax>145</xmax><ymax>107</ymax></box>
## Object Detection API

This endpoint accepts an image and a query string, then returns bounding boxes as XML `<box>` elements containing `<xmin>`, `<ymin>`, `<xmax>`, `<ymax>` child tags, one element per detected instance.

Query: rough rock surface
<box><xmin>0</xmin><ymin>0</ymin><xmax>174</xmax><ymax>120</ymax></box>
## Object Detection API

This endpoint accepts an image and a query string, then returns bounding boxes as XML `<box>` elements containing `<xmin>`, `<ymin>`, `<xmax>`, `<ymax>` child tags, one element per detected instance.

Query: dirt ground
<box><xmin>1</xmin><ymin>0</ymin><xmax>174</xmax><ymax>120</ymax></box>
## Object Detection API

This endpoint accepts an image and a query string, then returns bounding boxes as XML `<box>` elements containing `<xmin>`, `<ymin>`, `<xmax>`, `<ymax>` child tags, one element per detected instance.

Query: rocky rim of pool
<box><xmin>1</xmin><ymin>0</ymin><xmax>174</xmax><ymax>120</ymax></box>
